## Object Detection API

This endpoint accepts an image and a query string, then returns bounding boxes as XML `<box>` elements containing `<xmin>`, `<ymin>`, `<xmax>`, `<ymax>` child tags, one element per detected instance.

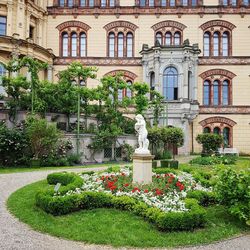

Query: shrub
<box><xmin>160</xmin><ymin>159</ymin><xmax>170</xmax><ymax>168</ymax></box>
<box><xmin>215</xmin><ymin>168</ymin><xmax>250</xmax><ymax>225</ymax></box>
<box><xmin>0</xmin><ymin>122</ymin><xmax>32</xmax><ymax>166</ymax></box>
<box><xmin>121</xmin><ymin>143</ymin><xmax>134</xmax><ymax>162</ymax></box>
<box><xmin>196</xmin><ymin>133</ymin><xmax>223</xmax><ymax>156</ymax></box>
<box><xmin>161</xmin><ymin>150</ymin><xmax>172</xmax><ymax>159</ymax></box>
<box><xmin>152</xmin><ymin>160</ymin><xmax>158</xmax><ymax>168</ymax></box>
<box><xmin>169</xmin><ymin>160</ymin><xmax>179</xmax><ymax>169</ymax></box>
<box><xmin>153</xmin><ymin>168</ymin><xmax>178</xmax><ymax>175</ymax></box>
<box><xmin>187</xmin><ymin>190</ymin><xmax>217</xmax><ymax>207</ymax></box>
<box><xmin>190</xmin><ymin>155</ymin><xmax>237</xmax><ymax>166</ymax></box>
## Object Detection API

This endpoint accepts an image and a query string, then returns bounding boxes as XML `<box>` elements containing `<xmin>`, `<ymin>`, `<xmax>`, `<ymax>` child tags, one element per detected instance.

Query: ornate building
<box><xmin>0</xmin><ymin>0</ymin><xmax>250</xmax><ymax>154</ymax></box>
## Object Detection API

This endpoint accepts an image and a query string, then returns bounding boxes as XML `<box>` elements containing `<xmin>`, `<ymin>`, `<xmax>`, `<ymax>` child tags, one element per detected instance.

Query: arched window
<box><xmin>80</xmin><ymin>33</ymin><xmax>86</xmax><ymax>57</ymax></box>
<box><xmin>68</xmin><ymin>0</ymin><xmax>73</xmax><ymax>7</ymax></box>
<box><xmin>59</xmin><ymin>0</ymin><xmax>64</xmax><ymax>7</ymax></box>
<box><xmin>203</xmin><ymin>127</ymin><xmax>211</xmax><ymax>133</ymax></box>
<box><xmin>222</xmin><ymin>32</ymin><xmax>229</xmax><ymax>57</ymax></box>
<box><xmin>213</xmin><ymin>80</ymin><xmax>219</xmax><ymax>106</ymax></box>
<box><xmin>156</xmin><ymin>32</ymin><xmax>162</xmax><ymax>45</ymax></box>
<box><xmin>213</xmin><ymin>127</ymin><xmax>220</xmax><ymax>134</ymax></box>
<box><xmin>203</xmin><ymin>32</ymin><xmax>210</xmax><ymax>56</ymax></box>
<box><xmin>174</xmin><ymin>32</ymin><xmax>181</xmax><ymax>45</ymax></box>
<box><xmin>126</xmin><ymin>33</ymin><xmax>133</xmax><ymax>57</ymax></box>
<box><xmin>203</xmin><ymin>80</ymin><xmax>210</xmax><ymax>105</ymax></box>
<box><xmin>118</xmin><ymin>88</ymin><xmax>123</xmax><ymax>101</ymax></box>
<box><xmin>109</xmin><ymin>32</ymin><xmax>115</xmax><ymax>57</ymax></box>
<box><xmin>62</xmin><ymin>33</ymin><xmax>68</xmax><ymax>57</ymax></box>
<box><xmin>169</xmin><ymin>0</ymin><xmax>176</xmax><ymax>6</ymax></box>
<box><xmin>222</xmin><ymin>80</ymin><xmax>229</xmax><ymax>105</ymax></box>
<box><xmin>163</xmin><ymin>67</ymin><xmax>178</xmax><ymax>101</ymax></box>
<box><xmin>165</xmin><ymin>32</ymin><xmax>171</xmax><ymax>46</ymax></box>
<box><xmin>126</xmin><ymin>80</ymin><xmax>132</xmax><ymax>98</ymax></box>
<box><xmin>213</xmin><ymin>32</ymin><xmax>219</xmax><ymax>56</ymax></box>
<box><xmin>71</xmin><ymin>33</ymin><xmax>77</xmax><ymax>57</ymax></box>
<box><xmin>223</xmin><ymin>127</ymin><xmax>230</xmax><ymax>147</ymax></box>
<box><xmin>80</xmin><ymin>0</ymin><xmax>86</xmax><ymax>6</ymax></box>
<box><xmin>118</xmin><ymin>33</ymin><xmax>124</xmax><ymax>57</ymax></box>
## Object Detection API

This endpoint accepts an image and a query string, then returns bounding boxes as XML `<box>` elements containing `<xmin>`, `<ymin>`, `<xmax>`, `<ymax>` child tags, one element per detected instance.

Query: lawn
<box><xmin>7</xmin><ymin>175</ymin><xmax>249</xmax><ymax>248</ymax></box>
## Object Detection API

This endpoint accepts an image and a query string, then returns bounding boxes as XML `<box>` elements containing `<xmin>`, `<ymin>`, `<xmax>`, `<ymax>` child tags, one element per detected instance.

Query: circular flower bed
<box><xmin>65</xmin><ymin>167</ymin><xmax>211</xmax><ymax>213</ymax></box>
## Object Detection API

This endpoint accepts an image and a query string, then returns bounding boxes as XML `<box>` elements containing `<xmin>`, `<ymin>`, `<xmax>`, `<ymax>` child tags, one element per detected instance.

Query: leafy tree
<box><xmin>149</xmin><ymin>90</ymin><xmax>164</xmax><ymax>126</ymax></box>
<box><xmin>148</xmin><ymin>126</ymin><xmax>162</xmax><ymax>154</ymax></box>
<box><xmin>132</xmin><ymin>82</ymin><xmax>150</xmax><ymax>114</ymax></box>
<box><xmin>196</xmin><ymin>133</ymin><xmax>223</xmax><ymax>156</ymax></box>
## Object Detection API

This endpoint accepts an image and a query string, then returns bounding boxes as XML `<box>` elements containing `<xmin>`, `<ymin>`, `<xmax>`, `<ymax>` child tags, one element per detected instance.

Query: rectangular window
<box><xmin>29</xmin><ymin>26</ymin><xmax>35</xmax><ymax>39</ymax></box>
<box><xmin>0</xmin><ymin>16</ymin><xmax>7</xmax><ymax>35</ymax></box>
<box><xmin>80</xmin><ymin>0</ymin><xmax>86</xmax><ymax>6</ymax></box>
<box><xmin>161</xmin><ymin>0</ymin><xmax>167</xmax><ymax>6</ymax></box>
<box><xmin>68</xmin><ymin>0</ymin><xmax>73</xmax><ymax>7</ymax></box>
<box><xmin>170</xmin><ymin>0</ymin><xmax>175</xmax><ymax>6</ymax></box>
<box><xmin>101</xmin><ymin>0</ymin><xmax>106</xmax><ymax>7</ymax></box>
<box><xmin>140</xmin><ymin>0</ymin><xmax>146</xmax><ymax>6</ymax></box>
<box><xmin>191</xmin><ymin>0</ymin><xmax>197</xmax><ymax>6</ymax></box>
<box><xmin>231</xmin><ymin>0</ymin><xmax>237</xmax><ymax>6</ymax></box>
<box><xmin>104</xmin><ymin>148</ymin><xmax>112</xmax><ymax>158</ymax></box>
<box><xmin>109</xmin><ymin>0</ymin><xmax>115</xmax><ymax>7</ymax></box>
<box><xmin>89</xmin><ymin>0</ymin><xmax>94</xmax><ymax>7</ymax></box>
<box><xmin>182</xmin><ymin>0</ymin><xmax>188</xmax><ymax>6</ymax></box>
<box><xmin>59</xmin><ymin>0</ymin><xmax>64</xmax><ymax>7</ymax></box>
<box><xmin>149</xmin><ymin>0</ymin><xmax>154</xmax><ymax>7</ymax></box>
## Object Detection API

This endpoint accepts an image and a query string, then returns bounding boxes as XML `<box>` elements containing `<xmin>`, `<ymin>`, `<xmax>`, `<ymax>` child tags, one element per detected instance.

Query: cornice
<box><xmin>47</xmin><ymin>6</ymin><xmax>250</xmax><ymax>17</ymax></box>
<box><xmin>199</xmin><ymin>57</ymin><xmax>250</xmax><ymax>65</ymax></box>
<box><xmin>199</xmin><ymin>106</ymin><xmax>250</xmax><ymax>115</ymax></box>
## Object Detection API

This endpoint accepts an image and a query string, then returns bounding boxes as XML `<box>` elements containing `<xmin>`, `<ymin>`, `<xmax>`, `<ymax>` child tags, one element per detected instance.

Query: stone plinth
<box><xmin>133</xmin><ymin>153</ymin><xmax>154</xmax><ymax>184</ymax></box>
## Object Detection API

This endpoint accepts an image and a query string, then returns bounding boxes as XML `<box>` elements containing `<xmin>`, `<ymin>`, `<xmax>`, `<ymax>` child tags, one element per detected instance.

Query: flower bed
<box><xmin>36</xmin><ymin>167</ymin><xmax>211</xmax><ymax>231</ymax></box>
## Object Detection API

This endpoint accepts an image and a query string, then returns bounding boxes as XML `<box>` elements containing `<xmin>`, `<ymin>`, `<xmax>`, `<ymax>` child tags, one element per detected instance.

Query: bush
<box><xmin>215</xmin><ymin>168</ymin><xmax>250</xmax><ymax>225</ymax></box>
<box><xmin>152</xmin><ymin>160</ymin><xmax>158</xmax><ymax>168</ymax></box>
<box><xmin>161</xmin><ymin>150</ymin><xmax>172</xmax><ymax>159</ymax></box>
<box><xmin>169</xmin><ymin>160</ymin><xmax>179</xmax><ymax>169</ymax></box>
<box><xmin>36</xmin><ymin>172</ymin><xmax>207</xmax><ymax>231</ymax></box>
<box><xmin>160</xmin><ymin>159</ymin><xmax>170</xmax><ymax>168</ymax></box>
<box><xmin>153</xmin><ymin>168</ymin><xmax>178</xmax><ymax>175</ymax></box>
<box><xmin>190</xmin><ymin>155</ymin><xmax>238</xmax><ymax>166</ymax></box>
<box><xmin>121</xmin><ymin>143</ymin><xmax>134</xmax><ymax>162</ymax></box>
<box><xmin>0</xmin><ymin>122</ymin><xmax>32</xmax><ymax>166</ymax></box>
<box><xmin>187</xmin><ymin>190</ymin><xmax>218</xmax><ymax>207</ymax></box>
<box><xmin>196</xmin><ymin>134</ymin><xmax>223</xmax><ymax>156</ymax></box>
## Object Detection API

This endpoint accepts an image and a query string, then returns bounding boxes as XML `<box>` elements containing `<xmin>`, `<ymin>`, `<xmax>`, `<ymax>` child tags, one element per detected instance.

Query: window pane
<box><xmin>126</xmin><ymin>81</ymin><xmax>132</xmax><ymax>98</ymax></box>
<box><xmin>203</xmin><ymin>81</ymin><xmax>210</xmax><ymax>105</ymax></box>
<box><xmin>174</xmin><ymin>32</ymin><xmax>180</xmax><ymax>45</ymax></box>
<box><xmin>182</xmin><ymin>0</ymin><xmax>188</xmax><ymax>6</ymax></box>
<box><xmin>213</xmin><ymin>127</ymin><xmax>220</xmax><ymax>135</ymax></box>
<box><xmin>110</xmin><ymin>0</ymin><xmax>115</xmax><ymax>7</ymax></box>
<box><xmin>101</xmin><ymin>0</ymin><xmax>106</xmax><ymax>7</ymax></box>
<box><xmin>203</xmin><ymin>127</ymin><xmax>211</xmax><ymax>133</ymax></box>
<box><xmin>222</xmin><ymin>32</ymin><xmax>229</xmax><ymax>56</ymax></box>
<box><xmin>161</xmin><ymin>0</ymin><xmax>167</xmax><ymax>6</ymax></box>
<box><xmin>118</xmin><ymin>33</ymin><xmax>124</xmax><ymax>57</ymax></box>
<box><xmin>140</xmin><ymin>0</ymin><xmax>146</xmax><ymax>6</ymax></box>
<box><xmin>126</xmin><ymin>33</ymin><xmax>133</xmax><ymax>57</ymax></box>
<box><xmin>213</xmin><ymin>32</ymin><xmax>219</xmax><ymax>56</ymax></box>
<box><xmin>118</xmin><ymin>89</ymin><xmax>123</xmax><ymax>101</ymax></box>
<box><xmin>80</xmin><ymin>33</ymin><xmax>86</xmax><ymax>57</ymax></box>
<box><xmin>223</xmin><ymin>0</ymin><xmax>228</xmax><ymax>6</ymax></box>
<box><xmin>231</xmin><ymin>0</ymin><xmax>237</xmax><ymax>6</ymax></box>
<box><xmin>223</xmin><ymin>80</ymin><xmax>229</xmax><ymax>105</ymax></box>
<box><xmin>156</xmin><ymin>32</ymin><xmax>162</xmax><ymax>45</ymax></box>
<box><xmin>89</xmin><ymin>0</ymin><xmax>94</xmax><ymax>7</ymax></box>
<box><xmin>62</xmin><ymin>33</ymin><xmax>68</xmax><ymax>57</ymax></box>
<box><xmin>204</xmin><ymin>32</ymin><xmax>210</xmax><ymax>56</ymax></box>
<box><xmin>213</xmin><ymin>81</ymin><xmax>219</xmax><ymax>105</ymax></box>
<box><xmin>71</xmin><ymin>33</ymin><xmax>77</xmax><ymax>57</ymax></box>
<box><xmin>165</xmin><ymin>32</ymin><xmax>171</xmax><ymax>45</ymax></box>
<box><xmin>243</xmin><ymin>0</ymin><xmax>249</xmax><ymax>6</ymax></box>
<box><xmin>223</xmin><ymin>127</ymin><xmax>230</xmax><ymax>147</ymax></box>
<box><xmin>149</xmin><ymin>0</ymin><xmax>154</xmax><ymax>6</ymax></box>
<box><xmin>109</xmin><ymin>33</ymin><xmax>115</xmax><ymax>57</ymax></box>
<box><xmin>80</xmin><ymin>0</ymin><xmax>86</xmax><ymax>6</ymax></box>
<box><xmin>191</xmin><ymin>0</ymin><xmax>197</xmax><ymax>6</ymax></box>
<box><xmin>163</xmin><ymin>67</ymin><xmax>178</xmax><ymax>100</ymax></box>
<box><xmin>170</xmin><ymin>0</ymin><xmax>175</xmax><ymax>6</ymax></box>
<box><xmin>59</xmin><ymin>0</ymin><xmax>64</xmax><ymax>6</ymax></box>
<box><xmin>0</xmin><ymin>16</ymin><xmax>7</xmax><ymax>35</ymax></box>
<box><xmin>68</xmin><ymin>0</ymin><xmax>73</xmax><ymax>7</ymax></box>
<box><xmin>0</xmin><ymin>64</ymin><xmax>6</xmax><ymax>95</ymax></box>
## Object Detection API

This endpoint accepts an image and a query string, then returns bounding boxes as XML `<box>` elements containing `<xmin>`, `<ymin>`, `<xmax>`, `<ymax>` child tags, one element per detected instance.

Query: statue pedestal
<box><xmin>133</xmin><ymin>153</ymin><xmax>154</xmax><ymax>184</ymax></box>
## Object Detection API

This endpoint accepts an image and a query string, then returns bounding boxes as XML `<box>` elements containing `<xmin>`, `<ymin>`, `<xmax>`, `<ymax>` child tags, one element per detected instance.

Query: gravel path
<box><xmin>0</xmin><ymin>168</ymin><xmax>249</xmax><ymax>250</ymax></box>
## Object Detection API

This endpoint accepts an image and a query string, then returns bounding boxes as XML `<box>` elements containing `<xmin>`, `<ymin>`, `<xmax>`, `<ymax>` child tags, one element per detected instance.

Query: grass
<box><xmin>0</xmin><ymin>162</ymin><xmax>127</xmax><ymax>174</ymax></box>
<box><xmin>7</xmin><ymin>180</ymin><xmax>249</xmax><ymax>248</ymax></box>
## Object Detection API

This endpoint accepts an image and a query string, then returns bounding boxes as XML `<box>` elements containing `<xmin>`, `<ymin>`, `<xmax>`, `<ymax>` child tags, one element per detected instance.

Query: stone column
<box><xmin>6</xmin><ymin>1</ymin><xmax>14</xmax><ymax>36</ymax></box>
<box><xmin>193</xmin><ymin>57</ymin><xmax>199</xmax><ymax>101</ymax></box>
<box><xmin>182</xmin><ymin>61</ymin><xmax>189</xmax><ymax>99</ymax></box>
<box><xmin>11</xmin><ymin>51</ymin><xmax>19</xmax><ymax>78</ymax></box>
<box><xmin>154</xmin><ymin>51</ymin><xmax>160</xmax><ymax>93</ymax></box>
<box><xmin>47</xmin><ymin>65</ymin><xmax>53</xmax><ymax>82</ymax></box>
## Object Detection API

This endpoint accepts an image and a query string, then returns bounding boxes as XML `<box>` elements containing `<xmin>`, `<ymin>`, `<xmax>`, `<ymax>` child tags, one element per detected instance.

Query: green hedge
<box><xmin>36</xmin><ymin>172</ymin><xmax>207</xmax><ymax>231</ymax></box>
<box><xmin>187</xmin><ymin>190</ymin><xmax>218</xmax><ymax>207</ymax></box>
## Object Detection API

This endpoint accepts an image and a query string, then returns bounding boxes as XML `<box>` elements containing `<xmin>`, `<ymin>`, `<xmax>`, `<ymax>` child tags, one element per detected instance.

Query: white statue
<box><xmin>134</xmin><ymin>114</ymin><xmax>150</xmax><ymax>154</ymax></box>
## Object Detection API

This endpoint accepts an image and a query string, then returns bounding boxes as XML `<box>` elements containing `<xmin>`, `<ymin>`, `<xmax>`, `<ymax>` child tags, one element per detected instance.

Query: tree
<box><xmin>148</xmin><ymin>126</ymin><xmax>162</xmax><ymax>154</ymax></box>
<box><xmin>149</xmin><ymin>90</ymin><xmax>164</xmax><ymax>126</ymax></box>
<box><xmin>132</xmin><ymin>82</ymin><xmax>150</xmax><ymax>114</ymax></box>
<box><xmin>196</xmin><ymin>133</ymin><xmax>223</xmax><ymax>156</ymax></box>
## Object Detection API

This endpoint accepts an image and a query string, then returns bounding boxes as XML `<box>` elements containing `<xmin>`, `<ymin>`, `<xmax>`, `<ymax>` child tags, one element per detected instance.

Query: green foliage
<box><xmin>0</xmin><ymin>122</ymin><xmax>31</xmax><ymax>166</ymax></box>
<box><xmin>148</xmin><ymin>126</ymin><xmax>162</xmax><ymax>154</ymax></box>
<box><xmin>121</xmin><ymin>143</ymin><xmax>134</xmax><ymax>162</ymax></box>
<box><xmin>160</xmin><ymin>160</ymin><xmax>171</xmax><ymax>168</ymax></box>
<box><xmin>162</xmin><ymin>150</ymin><xmax>172</xmax><ymax>159</ymax></box>
<box><xmin>196</xmin><ymin>133</ymin><xmax>223</xmax><ymax>156</ymax></box>
<box><xmin>149</xmin><ymin>91</ymin><xmax>164</xmax><ymax>126</ymax></box>
<box><xmin>215</xmin><ymin>168</ymin><xmax>250</xmax><ymax>225</ymax></box>
<box><xmin>25</xmin><ymin>116</ymin><xmax>61</xmax><ymax>159</ymax></box>
<box><xmin>187</xmin><ymin>190</ymin><xmax>218</xmax><ymax>207</ymax></box>
<box><xmin>132</xmin><ymin>82</ymin><xmax>150</xmax><ymax>114</ymax></box>
<box><xmin>190</xmin><ymin>155</ymin><xmax>238</xmax><ymax>166</ymax></box>
<box><xmin>36</xmin><ymin>172</ymin><xmax>207</xmax><ymax>231</ymax></box>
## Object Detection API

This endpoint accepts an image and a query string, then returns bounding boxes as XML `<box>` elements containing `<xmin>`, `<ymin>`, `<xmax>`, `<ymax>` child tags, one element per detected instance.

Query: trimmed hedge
<box><xmin>187</xmin><ymin>190</ymin><xmax>218</xmax><ymax>207</ymax></box>
<box><xmin>36</xmin><ymin>172</ymin><xmax>207</xmax><ymax>231</ymax></box>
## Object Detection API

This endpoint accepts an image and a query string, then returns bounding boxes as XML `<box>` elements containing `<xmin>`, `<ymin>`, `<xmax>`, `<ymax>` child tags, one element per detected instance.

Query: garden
<box><xmin>1</xmin><ymin>58</ymin><xmax>249</xmax><ymax>248</ymax></box>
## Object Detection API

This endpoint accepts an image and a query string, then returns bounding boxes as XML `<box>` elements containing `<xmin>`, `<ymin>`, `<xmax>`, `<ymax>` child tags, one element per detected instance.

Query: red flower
<box><xmin>124</xmin><ymin>183</ymin><xmax>129</xmax><ymax>187</ymax></box>
<box><xmin>121</xmin><ymin>172</ymin><xmax>126</xmax><ymax>176</ymax></box>
<box><xmin>168</xmin><ymin>178</ymin><xmax>173</xmax><ymax>183</ymax></box>
<box><xmin>144</xmin><ymin>189</ymin><xmax>149</xmax><ymax>193</ymax></box>
<box><xmin>155</xmin><ymin>188</ymin><xmax>163</xmax><ymax>196</ymax></box>
<box><xmin>132</xmin><ymin>187</ymin><xmax>140</xmax><ymax>193</ymax></box>
<box><xmin>107</xmin><ymin>181</ymin><xmax>115</xmax><ymax>188</ymax></box>
<box><xmin>179</xmin><ymin>184</ymin><xmax>185</xmax><ymax>191</ymax></box>
<box><xmin>110</xmin><ymin>185</ymin><xmax>117</xmax><ymax>191</ymax></box>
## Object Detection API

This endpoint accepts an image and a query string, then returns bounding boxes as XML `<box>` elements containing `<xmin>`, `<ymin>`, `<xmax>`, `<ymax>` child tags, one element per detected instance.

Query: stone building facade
<box><xmin>0</xmin><ymin>0</ymin><xmax>250</xmax><ymax>154</ymax></box>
